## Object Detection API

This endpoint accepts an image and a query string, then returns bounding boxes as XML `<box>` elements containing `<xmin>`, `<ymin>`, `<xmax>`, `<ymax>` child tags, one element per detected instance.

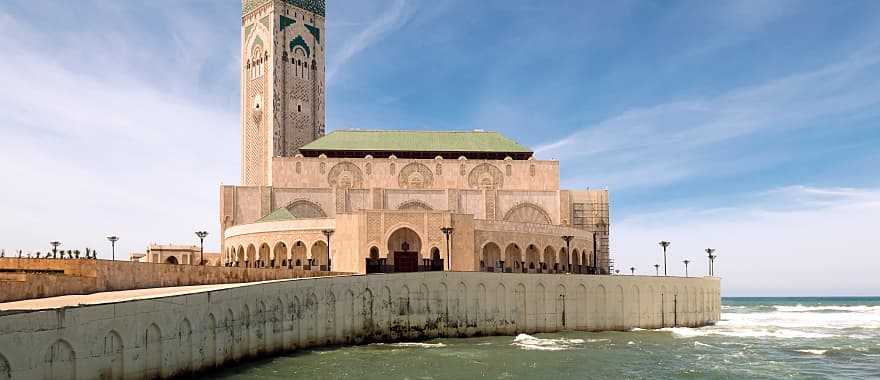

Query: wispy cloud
<box><xmin>613</xmin><ymin>185</ymin><xmax>880</xmax><ymax>296</ymax></box>
<box><xmin>537</xmin><ymin>48</ymin><xmax>880</xmax><ymax>189</ymax></box>
<box><xmin>326</xmin><ymin>0</ymin><xmax>411</xmax><ymax>85</ymax></box>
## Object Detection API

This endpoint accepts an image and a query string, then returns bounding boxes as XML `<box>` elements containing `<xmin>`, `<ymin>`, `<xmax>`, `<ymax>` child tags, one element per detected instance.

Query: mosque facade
<box><xmin>222</xmin><ymin>0</ymin><xmax>611</xmax><ymax>275</ymax></box>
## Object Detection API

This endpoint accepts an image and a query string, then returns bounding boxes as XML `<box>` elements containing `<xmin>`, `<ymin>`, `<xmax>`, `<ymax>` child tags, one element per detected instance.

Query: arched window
<box><xmin>369</xmin><ymin>246</ymin><xmax>380</xmax><ymax>259</ymax></box>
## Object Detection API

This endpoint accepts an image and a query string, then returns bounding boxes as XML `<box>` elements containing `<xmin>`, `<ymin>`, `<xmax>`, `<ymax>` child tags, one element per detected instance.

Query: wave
<box><xmin>388</xmin><ymin>342</ymin><xmax>447</xmax><ymax>348</ymax></box>
<box><xmin>511</xmin><ymin>334</ymin><xmax>590</xmax><ymax>351</ymax></box>
<box><xmin>775</xmin><ymin>305</ymin><xmax>880</xmax><ymax>313</ymax></box>
<box><xmin>796</xmin><ymin>349</ymin><xmax>827</xmax><ymax>355</ymax></box>
<box><xmin>661</xmin><ymin>327</ymin><xmax>836</xmax><ymax>339</ymax></box>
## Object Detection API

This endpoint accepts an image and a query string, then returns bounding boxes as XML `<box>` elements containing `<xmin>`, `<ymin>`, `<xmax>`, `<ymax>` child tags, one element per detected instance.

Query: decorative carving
<box><xmin>365</xmin><ymin>162</ymin><xmax>372</xmax><ymax>175</ymax></box>
<box><xmin>485</xmin><ymin>190</ymin><xmax>497</xmax><ymax>220</ymax></box>
<box><xmin>503</xmin><ymin>202</ymin><xmax>552</xmax><ymax>225</ymax></box>
<box><xmin>530</xmin><ymin>164</ymin><xmax>536</xmax><ymax>177</ymax></box>
<box><xmin>327</xmin><ymin>161</ymin><xmax>364</xmax><ymax>188</ymax></box>
<box><xmin>398</xmin><ymin>200</ymin><xmax>433</xmax><ymax>211</ymax></box>
<box><xmin>319</xmin><ymin>161</ymin><xmax>326</xmax><ymax>174</ymax></box>
<box><xmin>285</xmin><ymin>199</ymin><xmax>326</xmax><ymax>218</ymax></box>
<box><xmin>295</xmin><ymin>161</ymin><xmax>302</xmax><ymax>174</ymax></box>
<box><xmin>468</xmin><ymin>163</ymin><xmax>504</xmax><ymax>189</ymax></box>
<box><xmin>398</xmin><ymin>163</ymin><xmax>434</xmax><ymax>189</ymax></box>
<box><xmin>506</xmin><ymin>164</ymin><xmax>512</xmax><ymax>176</ymax></box>
<box><xmin>435</xmin><ymin>163</ymin><xmax>442</xmax><ymax>176</ymax></box>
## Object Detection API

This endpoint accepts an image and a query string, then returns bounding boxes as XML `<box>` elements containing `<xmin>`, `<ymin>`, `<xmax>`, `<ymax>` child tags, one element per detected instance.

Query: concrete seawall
<box><xmin>0</xmin><ymin>272</ymin><xmax>720</xmax><ymax>380</ymax></box>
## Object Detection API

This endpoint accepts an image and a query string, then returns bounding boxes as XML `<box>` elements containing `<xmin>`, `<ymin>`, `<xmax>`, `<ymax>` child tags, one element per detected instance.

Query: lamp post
<box><xmin>659</xmin><ymin>241</ymin><xmax>670</xmax><ymax>276</ymax></box>
<box><xmin>630</xmin><ymin>267</ymin><xmax>635</xmax><ymax>275</ymax></box>
<box><xmin>50</xmin><ymin>241</ymin><xmax>61</xmax><ymax>259</ymax></box>
<box><xmin>106</xmin><ymin>236</ymin><xmax>119</xmax><ymax>261</ymax></box>
<box><xmin>705</xmin><ymin>248</ymin><xmax>716</xmax><ymax>276</ymax></box>
<box><xmin>654</xmin><ymin>264</ymin><xmax>660</xmax><ymax>276</ymax></box>
<box><xmin>322</xmin><ymin>229</ymin><xmax>334</xmax><ymax>271</ymax></box>
<box><xmin>440</xmin><ymin>227</ymin><xmax>455</xmax><ymax>271</ymax></box>
<box><xmin>683</xmin><ymin>259</ymin><xmax>690</xmax><ymax>277</ymax></box>
<box><xmin>561</xmin><ymin>235</ymin><xmax>574</xmax><ymax>273</ymax></box>
<box><xmin>194</xmin><ymin>231</ymin><xmax>208</xmax><ymax>265</ymax></box>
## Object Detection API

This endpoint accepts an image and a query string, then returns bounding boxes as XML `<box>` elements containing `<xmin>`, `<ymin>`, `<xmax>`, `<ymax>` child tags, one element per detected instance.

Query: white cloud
<box><xmin>612</xmin><ymin>186</ymin><xmax>880</xmax><ymax>296</ymax></box>
<box><xmin>536</xmin><ymin>49</ymin><xmax>880</xmax><ymax>190</ymax></box>
<box><xmin>326</xmin><ymin>0</ymin><xmax>410</xmax><ymax>85</ymax></box>
<box><xmin>0</xmin><ymin>9</ymin><xmax>238</xmax><ymax>258</ymax></box>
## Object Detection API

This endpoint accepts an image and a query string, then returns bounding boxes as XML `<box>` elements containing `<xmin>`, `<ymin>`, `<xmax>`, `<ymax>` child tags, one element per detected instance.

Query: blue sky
<box><xmin>1</xmin><ymin>0</ymin><xmax>878</xmax><ymax>295</ymax></box>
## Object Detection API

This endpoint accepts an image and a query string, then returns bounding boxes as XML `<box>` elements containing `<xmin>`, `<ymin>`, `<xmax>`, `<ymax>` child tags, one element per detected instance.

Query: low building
<box><xmin>131</xmin><ymin>244</ymin><xmax>221</xmax><ymax>266</ymax></box>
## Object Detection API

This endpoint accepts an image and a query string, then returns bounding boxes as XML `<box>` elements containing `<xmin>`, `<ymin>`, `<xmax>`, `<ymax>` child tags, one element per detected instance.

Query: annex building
<box><xmin>220</xmin><ymin>0</ymin><xmax>611</xmax><ymax>275</ymax></box>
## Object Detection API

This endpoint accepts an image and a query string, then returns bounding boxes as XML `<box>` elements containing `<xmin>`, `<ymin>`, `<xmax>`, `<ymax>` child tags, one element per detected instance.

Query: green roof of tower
<box><xmin>299</xmin><ymin>130</ymin><xmax>532</xmax><ymax>157</ymax></box>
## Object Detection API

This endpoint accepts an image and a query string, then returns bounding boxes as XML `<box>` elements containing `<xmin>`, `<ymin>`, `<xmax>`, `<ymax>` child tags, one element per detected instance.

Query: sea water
<box><xmin>199</xmin><ymin>297</ymin><xmax>880</xmax><ymax>379</ymax></box>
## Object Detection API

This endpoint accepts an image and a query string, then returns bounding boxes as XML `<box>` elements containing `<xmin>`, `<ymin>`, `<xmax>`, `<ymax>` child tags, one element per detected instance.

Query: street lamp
<box><xmin>106</xmin><ymin>237</ymin><xmax>118</xmax><ymax>260</ymax></box>
<box><xmin>195</xmin><ymin>231</ymin><xmax>208</xmax><ymax>265</ymax></box>
<box><xmin>683</xmin><ymin>259</ymin><xmax>690</xmax><ymax>277</ymax></box>
<box><xmin>561</xmin><ymin>235</ymin><xmax>574</xmax><ymax>273</ymax></box>
<box><xmin>50</xmin><ymin>241</ymin><xmax>61</xmax><ymax>259</ymax></box>
<box><xmin>659</xmin><ymin>241</ymin><xmax>671</xmax><ymax>276</ymax></box>
<box><xmin>630</xmin><ymin>267</ymin><xmax>635</xmax><ymax>275</ymax></box>
<box><xmin>654</xmin><ymin>264</ymin><xmax>660</xmax><ymax>276</ymax></box>
<box><xmin>706</xmin><ymin>248</ymin><xmax>716</xmax><ymax>276</ymax></box>
<box><xmin>440</xmin><ymin>226</ymin><xmax>455</xmax><ymax>271</ymax></box>
<box><xmin>322</xmin><ymin>229</ymin><xmax>334</xmax><ymax>271</ymax></box>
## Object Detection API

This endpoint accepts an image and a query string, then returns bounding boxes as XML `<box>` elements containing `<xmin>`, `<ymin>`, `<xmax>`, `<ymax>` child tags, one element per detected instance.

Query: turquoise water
<box><xmin>201</xmin><ymin>297</ymin><xmax>880</xmax><ymax>379</ymax></box>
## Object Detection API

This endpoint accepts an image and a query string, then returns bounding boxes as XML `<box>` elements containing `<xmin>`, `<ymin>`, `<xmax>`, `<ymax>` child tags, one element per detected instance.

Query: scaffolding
<box><xmin>571</xmin><ymin>189</ymin><xmax>611</xmax><ymax>274</ymax></box>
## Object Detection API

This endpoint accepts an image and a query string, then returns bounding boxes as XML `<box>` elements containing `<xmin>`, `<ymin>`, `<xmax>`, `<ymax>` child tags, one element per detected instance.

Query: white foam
<box><xmin>796</xmin><ymin>349</ymin><xmax>827</xmax><ymax>355</ymax></box>
<box><xmin>775</xmin><ymin>305</ymin><xmax>880</xmax><ymax>313</ymax></box>
<box><xmin>389</xmin><ymin>342</ymin><xmax>447</xmax><ymax>348</ymax></box>
<box><xmin>662</xmin><ymin>326</ymin><xmax>836</xmax><ymax>339</ymax></box>
<box><xmin>511</xmin><ymin>334</ymin><xmax>587</xmax><ymax>351</ymax></box>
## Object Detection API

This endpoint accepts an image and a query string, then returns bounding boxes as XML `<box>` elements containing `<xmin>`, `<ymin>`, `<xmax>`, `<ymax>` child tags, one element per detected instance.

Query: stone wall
<box><xmin>0</xmin><ymin>259</ymin><xmax>344</xmax><ymax>303</ymax></box>
<box><xmin>0</xmin><ymin>272</ymin><xmax>720</xmax><ymax>380</ymax></box>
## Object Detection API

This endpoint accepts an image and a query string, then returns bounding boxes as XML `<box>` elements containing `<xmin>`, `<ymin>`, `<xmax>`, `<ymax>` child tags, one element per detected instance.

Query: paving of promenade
<box><xmin>0</xmin><ymin>281</ymin><xmax>274</xmax><ymax>312</ymax></box>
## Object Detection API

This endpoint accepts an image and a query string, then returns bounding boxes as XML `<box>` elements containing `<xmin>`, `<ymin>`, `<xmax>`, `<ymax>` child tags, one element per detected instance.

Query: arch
<box><xmin>324</xmin><ymin>291</ymin><xmax>338</xmax><ymax>343</ymax></box>
<box><xmin>327</xmin><ymin>161</ymin><xmax>364</xmax><ymax>188</ymax></box>
<box><xmin>542</xmin><ymin>246</ymin><xmax>556</xmax><ymax>272</ymax></box>
<box><xmin>178</xmin><ymin>318</ymin><xmax>193</xmax><ymax>373</ymax></box>
<box><xmin>467</xmin><ymin>163</ymin><xmax>504</xmax><ymax>189</ymax></box>
<box><xmin>481</xmin><ymin>242</ymin><xmax>501</xmax><ymax>271</ymax></box>
<box><xmin>246</xmin><ymin>244</ymin><xmax>257</xmax><ymax>267</ymax></box>
<box><xmin>241</xmin><ymin>304</ymin><xmax>251</xmax><ymax>357</ymax></box>
<box><xmin>258</xmin><ymin>243</ymin><xmax>270</xmax><ymax>267</ymax></box>
<box><xmin>430</xmin><ymin>247</ymin><xmax>440</xmax><ymax>261</ymax></box>
<box><xmin>504</xmin><ymin>243</ymin><xmax>522</xmax><ymax>271</ymax></box>
<box><xmin>255</xmin><ymin>301</ymin><xmax>267</xmax><ymax>353</ymax></box>
<box><xmin>572</xmin><ymin>248</ymin><xmax>581</xmax><ymax>268</ymax></box>
<box><xmin>310</xmin><ymin>241</ymin><xmax>328</xmax><ymax>268</ymax></box>
<box><xmin>386</xmin><ymin>227</ymin><xmax>422</xmax><ymax>257</ymax></box>
<box><xmin>534</xmin><ymin>283</ymin><xmax>546</xmax><ymax>331</ymax></box>
<box><xmin>369</xmin><ymin>246</ymin><xmax>380</xmax><ymax>259</ymax></box>
<box><xmin>503</xmin><ymin>203</ymin><xmax>552</xmax><ymax>224</ymax></box>
<box><xmin>525</xmin><ymin>245</ymin><xmax>540</xmax><ymax>272</ymax></box>
<box><xmin>0</xmin><ymin>352</ymin><xmax>9</xmax><ymax>380</ymax></box>
<box><xmin>224</xmin><ymin>309</ymin><xmax>236</xmax><ymax>360</ymax></box>
<box><xmin>103</xmin><ymin>330</ymin><xmax>123</xmax><ymax>380</ymax></box>
<box><xmin>164</xmin><ymin>256</ymin><xmax>179</xmax><ymax>265</ymax></box>
<box><xmin>397</xmin><ymin>200</ymin><xmax>433</xmax><ymax>211</ymax></box>
<box><xmin>205</xmin><ymin>313</ymin><xmax>217</xmax><ymax>369</ymax></box>
<box><xmin>236</xmin><ymin>246</ymin><xmax>245</xmax><ymax>266</ymax></box>
<box><xmin>555</xmin><ymin>284</ymin><xmax>567</xmax><ymax>330</ymax></box>
<box><xmin>145</xmin><ymin>323</ymin><xmax>161</xmax><ymax>379</ymax></box>
<box><xmin>558</xmin><ymin>247</ymin><xmax>569</xmax><ymax>272</ymax></box>
<box><xmin>495</xmin><ymin>283</ymin><xmax>508</xmax><ymax>333</ymax></box>
<box><xmin>273</xmin><ymin>241</ymin><xmax>287</xmax><ymax>267</ymax></box>
<box><xmin>291</xmin><ymin>241</ymin><xmax>307</xmax><ymax>266</ymax></box>
<box><xmin>45</xmin><ymin>339</ymin><xmax>75</xmax><ymax>380</ymax></box>
<box><xmin>398</xmin><ymin>162</ymin><xmax>435</xmax><ymax>189</ymax></box>
<box><xmin>285</xmin><ymin>199</ymin><xmax>326</xmax><ymax>218</ymax></box>
<box><xmin>513</xmin><ymin>283</ymin><xmax>526</xmax><ymax>331</ymax></box>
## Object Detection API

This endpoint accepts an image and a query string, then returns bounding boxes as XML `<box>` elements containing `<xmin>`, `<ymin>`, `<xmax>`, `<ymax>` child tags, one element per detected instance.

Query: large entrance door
<box><xmin>394</xmin><ymin>251</ymin><xmax>418</xmax><ymax>272</ymax></box>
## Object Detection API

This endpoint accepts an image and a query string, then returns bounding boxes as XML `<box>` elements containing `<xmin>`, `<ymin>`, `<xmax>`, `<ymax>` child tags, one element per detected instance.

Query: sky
<box><xmin>1</xmin><ymin>0</ymin><xmax>878</xmax><ymax>296</ymax></box>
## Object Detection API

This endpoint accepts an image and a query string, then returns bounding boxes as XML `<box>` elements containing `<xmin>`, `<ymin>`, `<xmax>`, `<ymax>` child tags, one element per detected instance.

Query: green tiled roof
<box><xmin>300</xmin><ymin>130</ymin><xmax>532</xmax><ymax>154</ymax></box>
<box><xmin>257</xmin><ymin>208</ymin><xmax>296</xmax><ymax>222</ymax></box>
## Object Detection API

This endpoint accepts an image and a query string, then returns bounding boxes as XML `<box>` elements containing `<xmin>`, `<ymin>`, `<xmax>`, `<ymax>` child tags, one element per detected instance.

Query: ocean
<box><xmin>200</xmin><ymin>297</ymin><xmax>880</xmax><ymax>379</ymax></box>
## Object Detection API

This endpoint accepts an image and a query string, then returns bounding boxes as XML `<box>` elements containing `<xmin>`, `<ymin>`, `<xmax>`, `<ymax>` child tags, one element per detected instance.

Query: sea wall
<box><xmin>0</xmin><ymin>272</ymin><xmax>720</xmax><ymax>380</ymax></box>
<box><xmin>0</xmin><ymin>258</ymin><xmax>345</xmax><ymax>303</ymax></box>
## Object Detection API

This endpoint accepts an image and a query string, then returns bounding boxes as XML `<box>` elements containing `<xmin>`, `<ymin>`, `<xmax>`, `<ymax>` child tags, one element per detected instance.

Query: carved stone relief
<box><xmin>398</xmin><ymin>163</ymin><xmax>434</xmax><ymax>189</ymax></box>
<box><xmin>468</xmin><ymin>163</ymin><xmax>504</xmax><ymax>190</ymax></box>
<box><xmin>327</xmin><ymin>161</ymin><xmax>364</xmax><ymax>188</ymax></box>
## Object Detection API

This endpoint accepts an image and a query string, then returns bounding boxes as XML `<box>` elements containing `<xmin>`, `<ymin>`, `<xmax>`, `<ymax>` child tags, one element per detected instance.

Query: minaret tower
<box><xmin>241</xmin><ymin>0</ymin><xmax>326</xmax><ymax>186</ymax></box>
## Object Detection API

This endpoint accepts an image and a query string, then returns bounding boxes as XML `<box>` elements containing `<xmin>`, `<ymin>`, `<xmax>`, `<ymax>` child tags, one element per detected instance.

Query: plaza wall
<box><xmin>0</xmin><ymin>259</ymin><xmax>344</xmax><ymax>303</ymax></box>
<box><xmin>0</xmin><ymin>272</ymin><xmax>720</xmax><ymax>380</ymax></box>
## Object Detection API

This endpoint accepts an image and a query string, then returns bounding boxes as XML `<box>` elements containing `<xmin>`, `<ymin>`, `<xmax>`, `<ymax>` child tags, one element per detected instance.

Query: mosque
<box><xmin>221</xmin><ymin>0</ymin><xmax>611</xmax><ymax>275</ymax></box>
